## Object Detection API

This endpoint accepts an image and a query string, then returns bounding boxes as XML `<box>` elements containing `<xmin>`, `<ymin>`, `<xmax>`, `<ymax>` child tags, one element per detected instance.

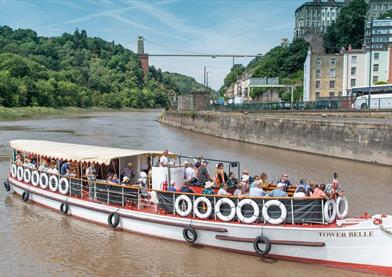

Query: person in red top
<box><xmin>313</xmin><ymin>184</ymin><xmax>327</xmax><ymax>198</ymax></box>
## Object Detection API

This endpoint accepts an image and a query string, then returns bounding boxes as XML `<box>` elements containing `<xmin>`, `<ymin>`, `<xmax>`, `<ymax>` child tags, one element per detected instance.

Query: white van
<box><xmin>354</xmin><ymin>94</ymin><xmax>392</xmax><ymax>109</ymax></box>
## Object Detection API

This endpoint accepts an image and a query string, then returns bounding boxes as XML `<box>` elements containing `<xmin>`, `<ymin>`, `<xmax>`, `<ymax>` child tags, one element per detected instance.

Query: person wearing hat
<box><xmin>121</xmin><ymin>176</ymin><xmax>131</xmax><ymax>186</ymax></box>
<box><xmin>202</xmin><ymin>181</ymin><xmax>215</xmax><ymax>195</ymax></box>
<box><xmin>121</xmin><ymin>162</ymin><xmax>135</xmax><ymax>180</ymax></box>
<box><xmin>167</xmin><ymin>180</ymin><xmax>177</xmax><ymax>192</ymax></box>
<box><xmin>197</xmin><ymin>160</ymin><xmax>212</xmax><ymax>186</ymax></box>
<box><xmin>267</xmin><ymin>182</ymin><xmax>288</xmax><ymax>197</ymax></box>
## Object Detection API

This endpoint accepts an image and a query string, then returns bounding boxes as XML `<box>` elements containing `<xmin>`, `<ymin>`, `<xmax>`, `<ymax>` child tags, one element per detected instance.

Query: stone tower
<box><xmin>137</xmin><ymin>36</ymin><xmax>149</xmax><ymax>75</ymax></box>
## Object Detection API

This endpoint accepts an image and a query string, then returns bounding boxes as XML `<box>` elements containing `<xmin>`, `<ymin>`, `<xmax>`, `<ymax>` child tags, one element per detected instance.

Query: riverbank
<box><xmin>0</xmin><ymin>107</ymin><xmax>159</xmax><ymax>120</ymax></box>
<box><xmin>159</xmin><ymin>110</ymin><xmax>392</xmax><ymax>165</ymax></box>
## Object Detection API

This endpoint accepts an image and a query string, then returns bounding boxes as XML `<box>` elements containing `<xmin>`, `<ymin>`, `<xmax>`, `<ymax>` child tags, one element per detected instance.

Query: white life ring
<box><xmin>49</xmin><ymin>175</ymin><xmax>59</xmax><ymax>192</ymax></box>
<box><xmin>58</xmin><ymin>178</ymin><xmax>70</xmax><ymax>195</ymax></box>
<box><xmin>23</xmin><ymin>168</ymin><xmax>31</xmax><ymax>183</ymax></box>
<box><xmin>17</xmin><ymin>166</ymin><xmax>24</xmax><ymax>181</ymax></box>
<box><xmin>175</xmin><ymin>195</ymin><xmax>192</xmax><ymax>217</ymax></box>
<box><xmin>336</xmin><ymin>197</ymin><xmax>348</xmax><ymax>219</ymax></box>
<box><xmin>324</xmin><ymin>199</ymin><xmax>337</xmax><ymax>223</ymax></box>
<box><xmin>39</xmin><ymin>173</ymin><xmax>49</xmax><ymax>189</ymax></box>
<box><xmin>193</xmin><ymin>197</ymin><xmax>212</xmax><ymax>219</ymax></box>
<box><xmin>236</xmin><ymin>199</ymin><xmax>260</xmax><ymax>224</ymax></box>
<box><xmin>11</xmin><ymin>164</ymin><xmax>17</xmax><ymax>177</ymax></box>
<box><xmin>31</xmin><ymin>171</ymin><xmax>40</xmax><ymax>186</ymax></box>
<box><xmin>215</xmin><ymin>198</ymin><xmax>236</xmax><ymax>222</ymax></box>
<box><xmin>262</xmin><ymin>200</ymin><xmax>287</xmax><ymax>225</ymax></box>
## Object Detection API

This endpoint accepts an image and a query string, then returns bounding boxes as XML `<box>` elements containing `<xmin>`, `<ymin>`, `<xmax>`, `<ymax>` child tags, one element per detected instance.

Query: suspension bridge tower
<box><xmin>137</xmin><ymin>36</ymin><xmax>149</xmax><ymax>75</ymax></box>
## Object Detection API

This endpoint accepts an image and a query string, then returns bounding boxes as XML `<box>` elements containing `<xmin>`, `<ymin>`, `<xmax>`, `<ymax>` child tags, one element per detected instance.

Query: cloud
<box><xmin>63</xmin><ymin>6</ymin><xmax>134</xmax><ymax>24</ymax></box>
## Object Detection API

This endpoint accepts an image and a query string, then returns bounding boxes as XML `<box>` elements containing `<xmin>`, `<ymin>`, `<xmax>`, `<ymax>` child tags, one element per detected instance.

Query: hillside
<box><xmin>0</xmin><ymin>26</ymin><xmax>206</xmax><ymax>109</ymax></box>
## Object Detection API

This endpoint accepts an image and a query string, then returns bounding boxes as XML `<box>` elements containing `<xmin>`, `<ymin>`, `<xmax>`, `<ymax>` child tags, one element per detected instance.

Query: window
<box><xmin>350</xmin><ymin>78</ymin><xmax>356</xmax><ymax>87</ymax></box>
<box><xmin>327</xmin><ymin>12</ymin><xmax>329</xmax><ymax>17</ymax></box>
<box><xmin>351</xmin><ymin>56</ymin><xmax>357</xmax><ymax>64</ymax></box>
<box><xmin>330</xmin><ymin>69</ymin><xmax>336</xmax><ymax>78</ymax></box>
<box><xmin>316</xmin><ymin>91</ymin><xmax>320</xmax><ymax>98</ymax></box>
<box><xmin>330</xmin><ymin>58</ymin><xmax>336</xmax><ymax>66</ymax></box>
<box><xmin>373</xmin><ymin>76</ymin><xmax>378</xmax><ymax>83</ymax></box>
<box><xmin>351</xmin><ymin>67</ymin><xmax>356</xmax><ymax>75</ymax></box>
<box><xmin>316</xmin><ymin>80</ymin><xmax>320</xmax><ymax>89</ymax></box>
<box><xmin>332</xmin><ymin>12</ymin><xmax>335</xmax><ymax>17</ymax></box>
<box><xmin>329</xmin><ymin>91</ymin><xmax>335</xmax><ymax>97</ymax></box>
<box><xmin>316</xmin><ymin>69</ymin><xmax>321</xmax><ymax>78</ymax></box>
<box><xmin>374</xmin><ymin>53</ymin><xmax>380</xmax><ymax>59</ymax></box>
<box><xmin>316</xmin><ymin>58</ymin><xmax>321</xmax><ymax>65</ymax></box>
<box><xmin>329</xmin><ymin>80</ymin><xmax>335</xmax><ymax>89</ymax></box>
<box><xmin>373</xmin><ymin>64</ymin><xmax>379</xmax><ymax>72</ymax></box>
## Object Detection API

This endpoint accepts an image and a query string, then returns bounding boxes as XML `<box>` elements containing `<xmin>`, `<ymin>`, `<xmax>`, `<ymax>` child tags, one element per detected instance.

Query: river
<box><xmin>0</xmin><ymin>111</ymin><xmax>391</xmax><ymax>277</ymax></box>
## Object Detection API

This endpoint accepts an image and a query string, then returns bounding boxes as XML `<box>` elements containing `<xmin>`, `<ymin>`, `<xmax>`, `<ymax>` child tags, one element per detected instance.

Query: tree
<box><xmin>324</xmin><ymin>0</ymin><xmax>368</xmax><ymax>53</ymax></box>
<box><xmin>379</xmin><ymin>10</ymin><xmax>392</xmax><ymax>19</ymax></box>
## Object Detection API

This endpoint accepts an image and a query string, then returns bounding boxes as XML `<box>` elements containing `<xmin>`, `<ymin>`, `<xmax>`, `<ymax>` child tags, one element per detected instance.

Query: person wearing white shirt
<box><xmin>159</xmin><ymin>149</ymin><xmax>169</xmax><ymax>167</ymax></box>
<box><xmin>185</xmin><ymin>162</ymin><xmax>196</xmax><ymax>181</ymax></box>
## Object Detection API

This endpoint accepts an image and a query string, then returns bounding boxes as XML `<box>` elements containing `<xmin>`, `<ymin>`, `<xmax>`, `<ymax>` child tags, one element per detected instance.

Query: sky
<box><xmin>0</xmin><ymin>0</ymin><xmax>304</xmax><ymax>90</ymax></box>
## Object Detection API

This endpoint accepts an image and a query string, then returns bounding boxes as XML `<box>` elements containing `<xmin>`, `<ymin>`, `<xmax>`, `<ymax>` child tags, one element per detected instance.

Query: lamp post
<box><xmin>367</xmin><ymin>17</ymin><xmax>373</xmax><ymax>109</ymax></box>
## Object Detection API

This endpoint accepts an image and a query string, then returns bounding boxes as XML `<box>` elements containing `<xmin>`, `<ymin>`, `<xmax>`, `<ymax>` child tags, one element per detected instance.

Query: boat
<box><xmin>3</xmin><ymin>139</ymin><xmax>392</xmax><ymax>275</ymax></box>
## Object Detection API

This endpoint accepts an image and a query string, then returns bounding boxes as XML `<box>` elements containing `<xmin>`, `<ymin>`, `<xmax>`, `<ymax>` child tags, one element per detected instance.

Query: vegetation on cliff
<box><xmin>0</xmin><ymin>26</ymin><xmax>206</xmax><ymax>109</ymax></box>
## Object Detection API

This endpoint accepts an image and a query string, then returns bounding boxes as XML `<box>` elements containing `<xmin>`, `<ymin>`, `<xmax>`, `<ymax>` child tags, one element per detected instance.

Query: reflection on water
<box><xmin>0</xmin><ymin>111</ymin><xmax>390</xmax><ymax>277</ymax></box>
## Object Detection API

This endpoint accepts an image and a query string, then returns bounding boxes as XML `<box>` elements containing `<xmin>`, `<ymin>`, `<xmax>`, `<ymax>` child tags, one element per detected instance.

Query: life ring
<box><xmin>175</xmin><ymin>195</ymin><xmax>192</xmax><ymax>217</ymax></box>
<box><xmin>22</xmin><ymin>191</ymin><xmax>29</xmax><ymax>202</ymax></box>
<box><xmin>236</xmin><ymin>199</ymin><xmax>260</xmax><ymax>224</ymax></box>
<box><xmin>23</xmin><ymin>168</ymin><xmax>31</xmax><ymax>184</ymax></box>
<box><xmin>336</xmin><ymin>196</ymin><xmax>348</xmax><ymax>219</ymax></box>
<box><xmin>108</xmin><ymin>213</ymin><xmax>120</xmax><ymax>228</ymax></box>
<box><xmin>39</xmin><ymin>173</ymin><xmax>49</xmax><ymax>189</ymax></box>
<box><xmin>253</xmin><ymin>236</ymin><xmax>272</xmax><ymax>255</ymax></box>
<box><xmin>193</xmin><ymin>197</ymin><xmax>212</xmax><ymax>219</ymax></box>
<box><xmin>182</xmin><ymin>226</ymin><xmax>198</xmax><ymax>243</ymax></box>
<box><xmin>31</xmin><ymin>171</ymin><xmax>40</xmax><ymax>186</ymax></box>
<box><xmin>215</xmin><ymin>198</ymin><xmax>236</xmax><ymax>222</ymax></box>
<box><xmin>60</xmin><ymin>202</ymin><xmax>69</xmax><ymax>214</ymax></box>
<box><xmin>324</xmin><ymin>199</ymin><xmax>337</xmax><ymax>223</ymax></box>
<box><xmin>3</xmin><ymin>181</ymin><xmax>10</xmax><ymax>192</ymax></box>
<box><xmin>262</xmin><ymin>200</ymin><xmax>287</xmax><ymax>225</ymax></box>
<box><xmin>11</xmin><ymin>164</ymin><xmax>17</xmax><ymax>177</ymax></box>
<box><xmin>58</xmin><ymin>178</ymin><xmax>70</xmax><ymax>195</ymax></box>
<box><xmin>49</xmin><ymin>175</ymin><xmax>59</xmax><ymax>192</ymax></box>
<box><xmin>17</xmin><ymin>166</ymin><xmax>24</xmax><ymax>181</ymax></box>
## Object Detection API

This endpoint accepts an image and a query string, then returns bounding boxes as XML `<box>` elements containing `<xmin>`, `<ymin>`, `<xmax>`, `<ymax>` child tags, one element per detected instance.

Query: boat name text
<box><xmin>318</xmin><ymin>231</ymin><xmax>374</xmax><ymax>238</ymax></box>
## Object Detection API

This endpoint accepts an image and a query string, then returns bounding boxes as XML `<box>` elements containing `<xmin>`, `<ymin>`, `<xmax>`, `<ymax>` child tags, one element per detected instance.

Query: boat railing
<box><xmin>10</xmin><ymin>162</ymin><xmax>330</xmax><ymax>225</ymax></box>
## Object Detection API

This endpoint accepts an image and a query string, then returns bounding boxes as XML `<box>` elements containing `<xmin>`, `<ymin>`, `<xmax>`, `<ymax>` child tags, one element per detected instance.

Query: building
<box><xmin>177</xmin><ymin>91</ymin><xmax>210</xmax><ymax>111</ymax></box>
<box><xmin>136</xmin><ymin>36</ymin><xmax>149</xmax><ymax>75</ymax></box>
<box><xmin>303</xmin><ymin>49</ymin><xmax>344</xmax><ymax>101</ymax></box>
<box><xmin>366</xmin><ymin>0</ymin><xmax>392</xmax><ymax>18</ymax></box>
<box><xmin>364</xmin><ymin>18</ymin><xmax>392</xmax><ymax>50</ymax></box>
<box><xmin>294</xmin><ymin>0</ymin><xmax>347</xmax><ymax>38</ymax></box>
<box><xmin>342</xmin><ymin>48</ymin><xmax>369</xmax><ymax>93</ymax></box>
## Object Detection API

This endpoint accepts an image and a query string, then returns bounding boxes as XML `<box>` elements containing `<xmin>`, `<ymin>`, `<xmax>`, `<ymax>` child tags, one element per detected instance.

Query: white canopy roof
<box><xmin>9</xmin><ymin>140</ymin><xmax>170</xmax><ymax>165</ymax></box>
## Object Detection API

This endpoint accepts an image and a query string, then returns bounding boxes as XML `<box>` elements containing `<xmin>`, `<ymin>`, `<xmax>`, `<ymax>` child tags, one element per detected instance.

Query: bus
<box><xmin>349</xmin><ymin>84</ymin><xmax>392</xmax><ymax>109</ymax></box>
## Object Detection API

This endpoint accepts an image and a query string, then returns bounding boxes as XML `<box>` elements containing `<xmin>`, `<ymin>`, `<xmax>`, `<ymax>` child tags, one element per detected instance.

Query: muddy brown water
<box><xmin>0</xmin><ymin>111</ymin><xmax>391</xmax><ymax>277</ymax></box>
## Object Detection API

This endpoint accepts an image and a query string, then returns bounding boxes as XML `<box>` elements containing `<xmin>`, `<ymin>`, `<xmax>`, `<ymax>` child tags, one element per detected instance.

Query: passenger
<box><xmin>250</xmin><ymin>180</ymin><xmax>266</xmax><ymax>197</ymax></box>
<box><xmin>201</xmin><ymin>181</ymin><xmax>215</xmax><ymax>195</ymax></box>
<box><xmin>138</xmin><ymin>178</ymin><xmax>150</xmax><ymax>198</ymax></box>
<box><xmin>38</xmin><ymin>160</ymin><xmax>48</xmax><ymax>172</ymax></box>
<box><xmin>121</xmin><ymin>162</ymin><xmax>135</xmax><ymax>180</ymax></box>
<box><xmin>60</xmin><ymin>161</ymin><xmax>71</xmax><ymax>176</ymax></box>
<box><xmin>47</xmin><ymin>161</ymin><xmax>59</xmax><ymax>175</ymax></box>
<box><xmin>121</xmin><ymin>176</ymin><xmax>131</xmax><ymax>186</ymax></box>
<box><xmin>86</xmin><ymin>162</ymin><xmax>96</xmax><ymax>181</ymax></box>
<box><xmin>15</xmin><ymin>154</ymin><xmax>23</xmax><ymax>166</ymax></box>
<box><xmin>140</xmin><ymin>157</ymin><xmax>150</xmax><ymax>175</ymax></box>
<box><xmin>325</xmin><ymin>173</ymin><xmax>343</xmax><ymax>198</ymax></box>
<box><xmin>110</xmin><ymin>174</ymin><xmax>120</xmax><ymax>185</ymax></box>
<box><xmin>267</xmin><ymin>182</ymin><xmax>288</xmax><ymax>197</ymax></box>
<box><xmin>106</xmin><ymin>173</ymin><xmax>114</xmax><ymax>183</ymax></box>
<box><xmin>197</xmin><ymin>160</ymin><xmax>212</xmax><ymax>185</ymax></box>
<box><xmin>260</xmin><ymin>173</ymin><xmax>269</xmax><ymax>189</ymax></box>
<box><xmin>250</xmin><ymin>175</ymin><xmax>260</xmax><ymax>188</ymax></box>
<box><xmin>227</xmin><ymin>172</ymin><xmax>238</xmax><ymax>188</ymax></box>
<box><xmin>64</xmin><ymin>167</ymin><xmax>76</xmax><ymax>178</ymax></box>
<box><xmin>233</xmin><ymin>182</ymin><xmax>242</xmax><ymax>196</ymax></box>
<box><xmin>293</xmin><ymin>186</ymin><xmax>307</xmax><ymax>198</ymax></box>
<box><xmin>313</xmin><ymin>184</ymin><xmax>327</xmax><ymax>198</ymax></box>
<box><xmin>242</xmin><ymin>170</ymin><xmax>253</xmax><ymax>184</ymax></box>
<box><xmin>184</xmin><ymin>161</ymin><xmax>196</xmax><ymax>181</ymax></box>
<box><xmin>238</xmin><ymin>181</ymin><xmax>250</xmax><ymax>198</ymax></box>
<box><xmin>217</xmin><ymin>183</ymin><xmax>232</xmax><ymax>196</ymax></box>
<box><xmin>295</xmin><ymin>179</ymin><xmax>312</xmax><ymax>195</ymax></box>
<box><xmin>24</xmin><ymin>158</ymin><xmax>35</xmax><ymax>169</ymax></box>
<box><xmin>278</xmin><ymin>173</ymin><xmax>291</xmax><ymax>192</ymax></box>
<box><xmin>180</xmin><ymin>181</ymin><xmax>194</xmax><ymax>193</ymax></box>
<box><xmin>215</xmin><ymin>163</ymin><xmax>228</xmax><ymax>186</ymax></box>
<box><xmin>139</xmin><ymin>171</ymin><xmax>148</xmax><ymax>185</ymax></box>
<box><xmin>159</xmin><ymin>149</ymin><xmax>170</xmax><ymax>167</ymax></box>
<box><xmin>167</xmin><ymin>180</ymin><xmax>177</xmax><ymax>192</ymax></box>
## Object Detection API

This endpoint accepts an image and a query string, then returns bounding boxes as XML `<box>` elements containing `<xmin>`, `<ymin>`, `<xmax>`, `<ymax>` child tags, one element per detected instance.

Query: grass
<box><xmin>0</xmin><ymin>106</ymin><xmax>157</xmax><ymax>120</ymax></box>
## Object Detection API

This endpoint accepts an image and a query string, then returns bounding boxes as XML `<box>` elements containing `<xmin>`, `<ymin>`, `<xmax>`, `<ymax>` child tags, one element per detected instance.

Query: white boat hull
<box><xmin>8</xmin><ymin>177</ymin><xmax>392</xmax><ymax>275</ymax></box>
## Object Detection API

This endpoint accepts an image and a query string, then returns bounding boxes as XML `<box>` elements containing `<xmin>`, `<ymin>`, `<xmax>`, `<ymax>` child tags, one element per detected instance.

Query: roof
<box><xmin>9</xmin><ymin>140</ymin><xmax>171</xmax><ymax>165</ymax></box>
<box><xmin>295</xmin><ymin>1</ymin><xmax>346</xmax><ymax>13</ymax></box>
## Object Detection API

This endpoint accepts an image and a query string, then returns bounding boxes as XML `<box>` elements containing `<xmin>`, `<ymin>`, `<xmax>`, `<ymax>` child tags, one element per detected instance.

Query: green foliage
<box><xmin>0</xmin><ymin>26</ymin><xmax>204</xmax><ymax>108</ymax></box>
<box><xmin>379</xmin><ymin>10</ymin><xmax>392</xmax><ymax>19</ymax></box>
<box><xmin>219</xmin><ymin>64</ymin><xmax>245</xmax><ymax>95</ymax></box>
<box><xmin>375</xmin><ymin>80</ymin><xmax>388</xmax><ymax>85</ymax></box>
<box><xmin>324</xmin><ymin>0</ymin><xmax>368</xmax><ymax>53</ymax></box>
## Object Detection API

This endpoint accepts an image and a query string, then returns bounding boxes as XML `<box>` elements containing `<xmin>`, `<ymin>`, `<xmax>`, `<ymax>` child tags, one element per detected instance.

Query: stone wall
<box><xmin>159</xmin><ymin>111</ymin><xmax>392</xmax><ymax>165</ymax></box>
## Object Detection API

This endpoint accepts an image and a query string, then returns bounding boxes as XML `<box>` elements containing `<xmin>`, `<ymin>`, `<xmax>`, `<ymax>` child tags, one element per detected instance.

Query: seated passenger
<box><xmin>278</xmin><ymin>173</ymin><xmax>291</xmax><ymax>192</ymax></box>
<box><xmin>250</xmin><ymin>180</ymin><xmax>266</xmax><ymax>197</ymax></box>
<box><xmin>167</xmin><ymin>180</ymin><xmax>177</xmax><ymax>192</ymax></box>
<box><xmin>227</xmin><ymin>172</ymin><xmax>238</xmax><ymax>188</ymax></box>
<box><xmin>241</xmin><ymin>170</ymin><xmax>253</xmax><ymax>184</ymax></box>
<box><xmin>217</xmin><ymin>183</ymin><xmax>232</xmax><ymax>196</ymax></box>
<box><xmin>60</xmin><ymin>161</ymin><xmax>71</xmax><ymax>175</ymax></box>
<box><xmin>233</xmin><ymin>182</ymin><xmax>242</xmax><ymax>196</ymax></box>
<box><xmin>110</xmin><ymin>174</ymin><xmax>120</xmax><ymax>185</ymax></box>
<box><xmin>15</xmin><ymin>154</ymin><xmax>23</xmax><ymax>166</ymax></box>
<box><xmin>137</xmin><ymin>178</ymin><xmax>150</xmax><ymax>198</ymax></box>
<box><xmin>106</xmin><ymin>173</ymin><xmax>114</xmax><ymax>183</ymax></box>
<box><xmin>38</xmin><ymin>160</ymin><xmax>48</xmax><ymax>172</ymax></box>
<box><xmin>293</xmin><ymin>186</ymin><xmax>307</xmax><ymax>198</ymax></box>
<box><xmin>180</xmin><ymin>181</ymin><xmax>194</xmax><ymax>193</ymax></box>
<box><xmin>201</xmin><ymin>181</ymin><xmax>215</xmax><ymax>195</ymax></box>
<box><xmin>121</xmin><ymin>176</ymin><xmax>131</xmax><ymax>186</ymax></box>
<box><xmin>295</xmin><ymin>179</ymin><xmax>312</xmax><ymax>195</ymax></box>
<box><xmin>260</xmin><ymin>173</ymin><xmax>269</xmax><ymax>189</ymax></box>
<box><xmin>47</xmin><ymin>161</ymin><xmax>59</xmax><ymax>175</ymax></box>
<box><xmin>313</xmin><ymin>184</ymin><xmax>327</xmax><ymax>198</ymax></box>
<box><xmin>267</xmin><ymin>183</ymin><xmax>288</xmax><ymax>197</ymax></box>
